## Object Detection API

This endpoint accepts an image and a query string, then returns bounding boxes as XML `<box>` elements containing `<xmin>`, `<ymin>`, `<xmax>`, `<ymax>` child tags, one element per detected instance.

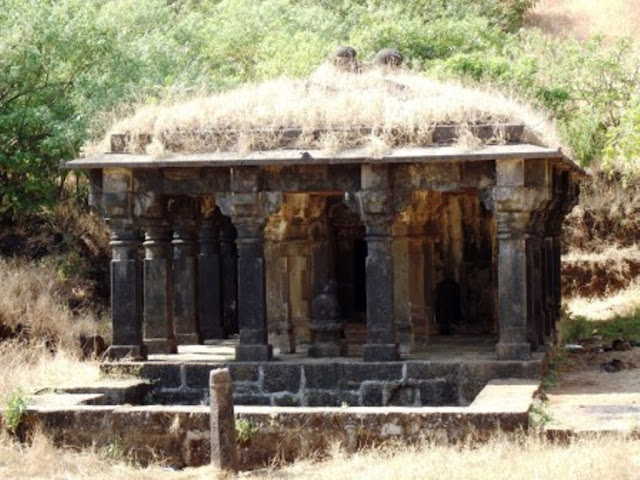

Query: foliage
<box><xmin>560</xmin><ymin>308</ymin><xmax>640</xmax><ymax>343</ymax></box>
<box><xmin>435</xmin><ymin>32</ymin><xmax>640</xmax><ymax>175</ymax></box>
<box><xmin>3</xmin><ymin>389</ymin><xmax>29</xmax><ymax>433</ymax></box>
<box><xmin>2</xmin><ymin>0</ymin><xmax>639</xmax><ymax>224</ymax></box>
<box><xmin>235</xmin><ymin>418</ymin><xmax>258</xmax><ymax>444</ymax></box>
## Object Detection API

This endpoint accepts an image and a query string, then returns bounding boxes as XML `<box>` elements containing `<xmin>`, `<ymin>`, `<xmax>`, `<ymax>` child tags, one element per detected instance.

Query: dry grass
<box><xmin>257</xmin><ymin>435</ymin><xmax>640</xmax><ymax>480</ymax></box>
<box><xmin>0</xmin><ymin>430</ymin><xmax>226</xmax><ymax>480</ymax></box>
<box><xmin>94</xmin><ymin>67</ymin><xmax>561</xmax><ymax>157</ymax></box>
<box><xmin>0</xmin><ymin>257</ymin><xmax>106</xmax><ymax>349</ymax></box>
<box><xmin>0</xmin><ymin>341</ymin><xmax>101</xmax><ymax>403</ymax></box>
<box><xmin>0</xmin><ymin>431</ymin><xmax>638</xmax><ymax>479</ymax></box>
<box><xmin>566</xmin><ymin>279</ymin><xmax>640</xmax><ymax>321</ymax></box>
<box><xmin>527</xmin><ymin>0</ymin><xmax>640</xmax><ymax>41</ymax></box>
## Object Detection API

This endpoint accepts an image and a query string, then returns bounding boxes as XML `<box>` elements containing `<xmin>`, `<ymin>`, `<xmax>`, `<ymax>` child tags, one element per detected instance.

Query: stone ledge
<box><xmin>12</xmin><ymin>379</ymin><xmax>540</xmax><ymax>470</ymax></box>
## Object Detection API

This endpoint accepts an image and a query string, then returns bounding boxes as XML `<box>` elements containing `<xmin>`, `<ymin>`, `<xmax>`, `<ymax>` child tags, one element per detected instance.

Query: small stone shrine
<box><xmin>67</xmin><ymin>50</ymin><xmax>583</xmax><ymax>406</ymax></box>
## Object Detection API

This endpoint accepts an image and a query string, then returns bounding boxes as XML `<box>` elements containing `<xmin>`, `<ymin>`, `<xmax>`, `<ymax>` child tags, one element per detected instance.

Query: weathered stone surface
<box><xmin>228</xmin><ymin>363</ymin><xmax>261</xmax><ymax>383</ymax></box>
<box><xmin>262</xmin><ymin>364</ymin><xmax>301</xmax><ymax>393</ymax></box>
<box><xmin>340</xmin><ymin>363</ymin><xmax>403</xmax><ymax>383</ymax></box>
<box><xmin>210</xmin><ymin>368</ymin><xmax>238</xmax><ymax>472</ymax></box>
<box><xmin>302</xmin><ymin>364</ymin><xmax>338</xmax><ymax>390</ymax></box>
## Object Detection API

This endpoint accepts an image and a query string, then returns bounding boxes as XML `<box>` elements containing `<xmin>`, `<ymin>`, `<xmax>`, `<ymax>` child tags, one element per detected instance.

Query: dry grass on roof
<box><xmin>98</xmin><ymin>65</ymin><xmax>562</xmax><ymax>158</ymax></box>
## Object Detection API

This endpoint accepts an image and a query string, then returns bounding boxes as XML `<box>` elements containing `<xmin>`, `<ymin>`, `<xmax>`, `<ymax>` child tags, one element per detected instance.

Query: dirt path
<box><xmin>545</xmin><ymin>346</ymin><xmax>640</xmax><ymax>433</ymax></box>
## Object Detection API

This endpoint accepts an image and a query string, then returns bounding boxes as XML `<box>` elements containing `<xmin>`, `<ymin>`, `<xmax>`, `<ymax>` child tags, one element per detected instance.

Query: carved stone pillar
<box><xmin>171</xmin><ymin>197</ymin><xmax>201</xmax><ymax>345</ymax></box>
<box><xmin>219</xmin><ymin>216</ymin><xmax>238</xmax><ymax>336</ymax></box>
<box><xmin>107</xmin><ymin>219</ymin><xmax>147</xmax><ymax>360</ymax></box>
<box><xmin>494</xmin><ymin>158</ymin><xmax>552</xmax><ymax>360</ymax></box>
<box><xmin>198</xmin><ymin>204</ymin><xmax>224</xmax><ymax>340</ymax></box>
<box><xmin>356</xmin><ymin>165</ymin><xmax>399</xmax><ymax>361</ymax></box>
<box><xmin>142</xmin><ymin>219</ymin><xmax>176</xmax><ymax>353</ymax></box>
<box><xmin>218</xmin><ymin>168</ymin><xmax>282</xmax><ymax>361</ymax></box>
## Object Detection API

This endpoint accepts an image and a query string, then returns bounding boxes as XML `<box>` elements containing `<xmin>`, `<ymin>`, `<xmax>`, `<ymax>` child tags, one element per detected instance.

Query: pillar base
<box><xmin>144</xmin><ymin>338</ymin><xmax>178</xmax><ymax>354</ymax></box>
<box><xmin>175</xmin><ymin>333</ymin><xmax>202</xmax><ymax>345</ymax></box>
<box><xmin>363</xmin><ymin>343</ymin><xmax>399</xmax><ymax>362</ymax></box>
<box><xmin>106</xmin><ymin>344</ymin><xmax>148</xmax><ymax>361</ymax></box>
<box><xmin>308</xmin><ymin>342</ymin><xmax>346</xmax><ymax>358</ymax></box>
<box><xmin>235</xmin><ymin>344</ymin><xmax>273</xmax><ymax>361</ymax></box>
<box><xmin>496</xmin><ymin>342</ymin><xmax>531</xmax><ymax>360</ymax></box>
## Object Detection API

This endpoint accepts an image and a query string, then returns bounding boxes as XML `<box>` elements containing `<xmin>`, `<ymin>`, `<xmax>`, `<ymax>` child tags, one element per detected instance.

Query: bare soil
<box><xmin>546</xmin><ymin>345</ymin><xmax>640</xmax><ymax>432</ymax></box>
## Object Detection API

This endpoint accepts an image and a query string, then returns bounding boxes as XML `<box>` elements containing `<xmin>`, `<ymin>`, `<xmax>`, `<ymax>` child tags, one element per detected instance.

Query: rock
<box><xmin>612</xmin><ymin>339</ymin><xmax>632</xmax><ymax>351</ymax></box>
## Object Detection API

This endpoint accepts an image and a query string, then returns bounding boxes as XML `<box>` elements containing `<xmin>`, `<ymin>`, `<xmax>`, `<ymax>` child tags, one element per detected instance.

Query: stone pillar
<box><xmin>265</xmin><ymin>209</ymin><xmax>295</xmax><ymax>353</ymax></box>
<box><xmin>220</xmin><ymin>217</ymin><xmax>238</xmax><ymax>336</ymax></box>
<box><xmin>142</xmin><ymin>219</ymin><xmax>177</xmax><ymax>354</ymax></box>
<box><xmin>171</xmin><ymin>197</ymin><xmax>201</xmax><ymax>345</ymax></box>
<box><xmin>494</xmin><ymin>158</ymin><xmax>551</xmax><ymax>360</ymax></box>
<box><xmin>107</xmin><ymin>220</ymin><xmax>147</xmax><ymax>360</ymax></box>
<box><xmin>209</xmin><ymin>368</ymin><xmax>237</xmax><ymax>472</ymax></box>
<box><xmin>218</xmin><ymin>168</ymin><xmax>282</xmax><ymax>361</ymax></box>
<box><xmin>356</xmin><ymin>165</ymin><xmax>399</xmax><ymax>361</ymax></box>
<box><xmin>198</xmin><ymin>210</ymin><xmax>224</xmax><ymax>340</ymax></box>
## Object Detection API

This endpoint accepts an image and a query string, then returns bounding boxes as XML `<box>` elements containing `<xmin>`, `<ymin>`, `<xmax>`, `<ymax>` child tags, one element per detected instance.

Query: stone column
<box><xmin>356</xmin><ymin>165</ymin><xmax>399</xmax><ymax>361</ymax></box>
<box><xmin>171</xmin><ymin>197</ymin><xmax>201</xmax><ymax>345</ymax></box>
<box><xmin>494</xmin><ymin>158</ymin><xmax>551</xmax><ymax>360</ymax></box>
<box><xmin>219</xmin><ymin>216</ymin><xmax>238</xmax><ymax>336</ymax></box>
<box><xmin>218</xmin><ymin>168</ymin><xmax>282</xmax><ymax>361</ymax></box>
<box><xmin>107</xmin><ymin>220</ymin><xmax>147</xmax><ymax>360</ymax></box>
<box><xmin>142</xmin><ymin>219</ymin><xmax>177</xmax><ymax>354</ymax></box>
<box><xmin>198</xmin><ymin>210</ymin><xmax>224</xmax><ymax>340</ymax></box>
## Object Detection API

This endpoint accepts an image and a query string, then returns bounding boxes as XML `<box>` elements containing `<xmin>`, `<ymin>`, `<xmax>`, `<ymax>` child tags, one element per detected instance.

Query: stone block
<box><xmin>417</xmin><ymin>380</ymin><xmax>458</xmax><ymax>406</ymax></box>
<box><xmin>233</xmin><ymin>394</ymin><xmax>271</xmax><ymax>406</ymax></box>
<box><xmin>185</xmin><ymin>364</ymin><xmax>217</xmax><ymax>388</ymax></box>
<box><xmin>386</xmin><ymin>384</ymin><xmax>419</xmax><ymax>406</ymax></box>
<box><xmin>228</xmin><ymin>363</ymin><xmax>260</xmax><ymax>383</ymax></box>
<box><xmin>340</xmin><ymin>363</ymin><xmax>403</xmax><ymax>384</ymax></box>
<box><xmin>406</xmin><ymin>361</ymin><xmax>460</xmax><ymax>380</ymax></box>
<box><xmin>262</xmin><ymin>364</ymin><xmax>301</xmax><ymax>393</ymax></box>
<box><xmin>305</xmin><ymin>391</ymin><xmax>340</xmax><ymax>407</ymax></box>
<box><xmin>339</xmin><ymin>391</ymin><xmax>361</xmax><ymax>407</ymax></box>
<box><xmin>273</xmin><ymin>393</ymin><xmax>300</xmax><ymax>407</ymax></box>
<box><xmin>360</xmin><ymin>382</ymin><xmax>384</xmax><ymax>406</ymax></box>
<box><xmin>142</xmin><ymin>364</ymin><xmax>182</xmax><ymax>389</ymax></box>
<box><xmin>302</xmin><ymin>364</ymin><xmax>338</xmax><ymax>390</ymax></box>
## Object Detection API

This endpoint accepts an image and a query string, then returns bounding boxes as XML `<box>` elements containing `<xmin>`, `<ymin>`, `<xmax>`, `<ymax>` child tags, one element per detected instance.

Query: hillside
<box><xmin>527</xmin><ymin>0</ymin><xmax>640</xmax><ymax>39</ymax></box>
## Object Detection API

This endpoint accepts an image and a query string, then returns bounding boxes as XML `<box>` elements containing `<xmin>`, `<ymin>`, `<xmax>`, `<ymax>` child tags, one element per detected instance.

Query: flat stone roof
<box><xmin>67</xmin><ymin>143</ymin><xmax>575</xmax><ymax>170</ymax></box>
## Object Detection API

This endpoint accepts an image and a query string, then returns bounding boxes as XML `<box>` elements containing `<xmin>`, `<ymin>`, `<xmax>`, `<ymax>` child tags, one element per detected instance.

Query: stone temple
<box><xmin>67</xmin><ymin>55</ymin><xmax>583</xmax><ymax>407</ymax></box>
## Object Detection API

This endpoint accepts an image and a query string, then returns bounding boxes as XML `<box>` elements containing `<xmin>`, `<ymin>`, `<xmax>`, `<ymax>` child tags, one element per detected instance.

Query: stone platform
<box><xmin>100</xmin><ymin>337</ymin><xmax>544</xmax><ymax>407</ymax></box>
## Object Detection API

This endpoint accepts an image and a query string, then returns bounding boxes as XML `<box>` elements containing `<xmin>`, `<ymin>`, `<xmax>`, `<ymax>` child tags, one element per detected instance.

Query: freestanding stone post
<box><xmin>107</xmin><ymin>219</ymin><xmax>147</xmax><ymax>360</ymax></box>
<box><xmin>210</xmin><ymin>368</ymin><xmax>238</xmax><ymax>472</ymax></box>
<box><xmin>356</xmin><ymin>164</ymin><xmax>399</xmax><ymax>361</ymax></box>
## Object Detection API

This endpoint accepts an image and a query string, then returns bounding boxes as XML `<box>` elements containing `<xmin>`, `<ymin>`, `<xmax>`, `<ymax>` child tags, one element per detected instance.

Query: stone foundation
<box><xmin>100</xmin><ymin>356</ymin><xmax>542</xmax><ymax>407</ymax></box>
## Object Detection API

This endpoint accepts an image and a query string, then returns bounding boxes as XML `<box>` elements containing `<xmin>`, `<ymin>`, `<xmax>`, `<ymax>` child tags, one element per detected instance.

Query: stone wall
<box><xmin>102</xmin><ymin>357</ymin><xmax>542</xmax><ymax>407</ymax></box>
<box><xmin>13</xmin><ymin>379</ymin><xmax>538</xmax><ymax>470</ymax></box>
